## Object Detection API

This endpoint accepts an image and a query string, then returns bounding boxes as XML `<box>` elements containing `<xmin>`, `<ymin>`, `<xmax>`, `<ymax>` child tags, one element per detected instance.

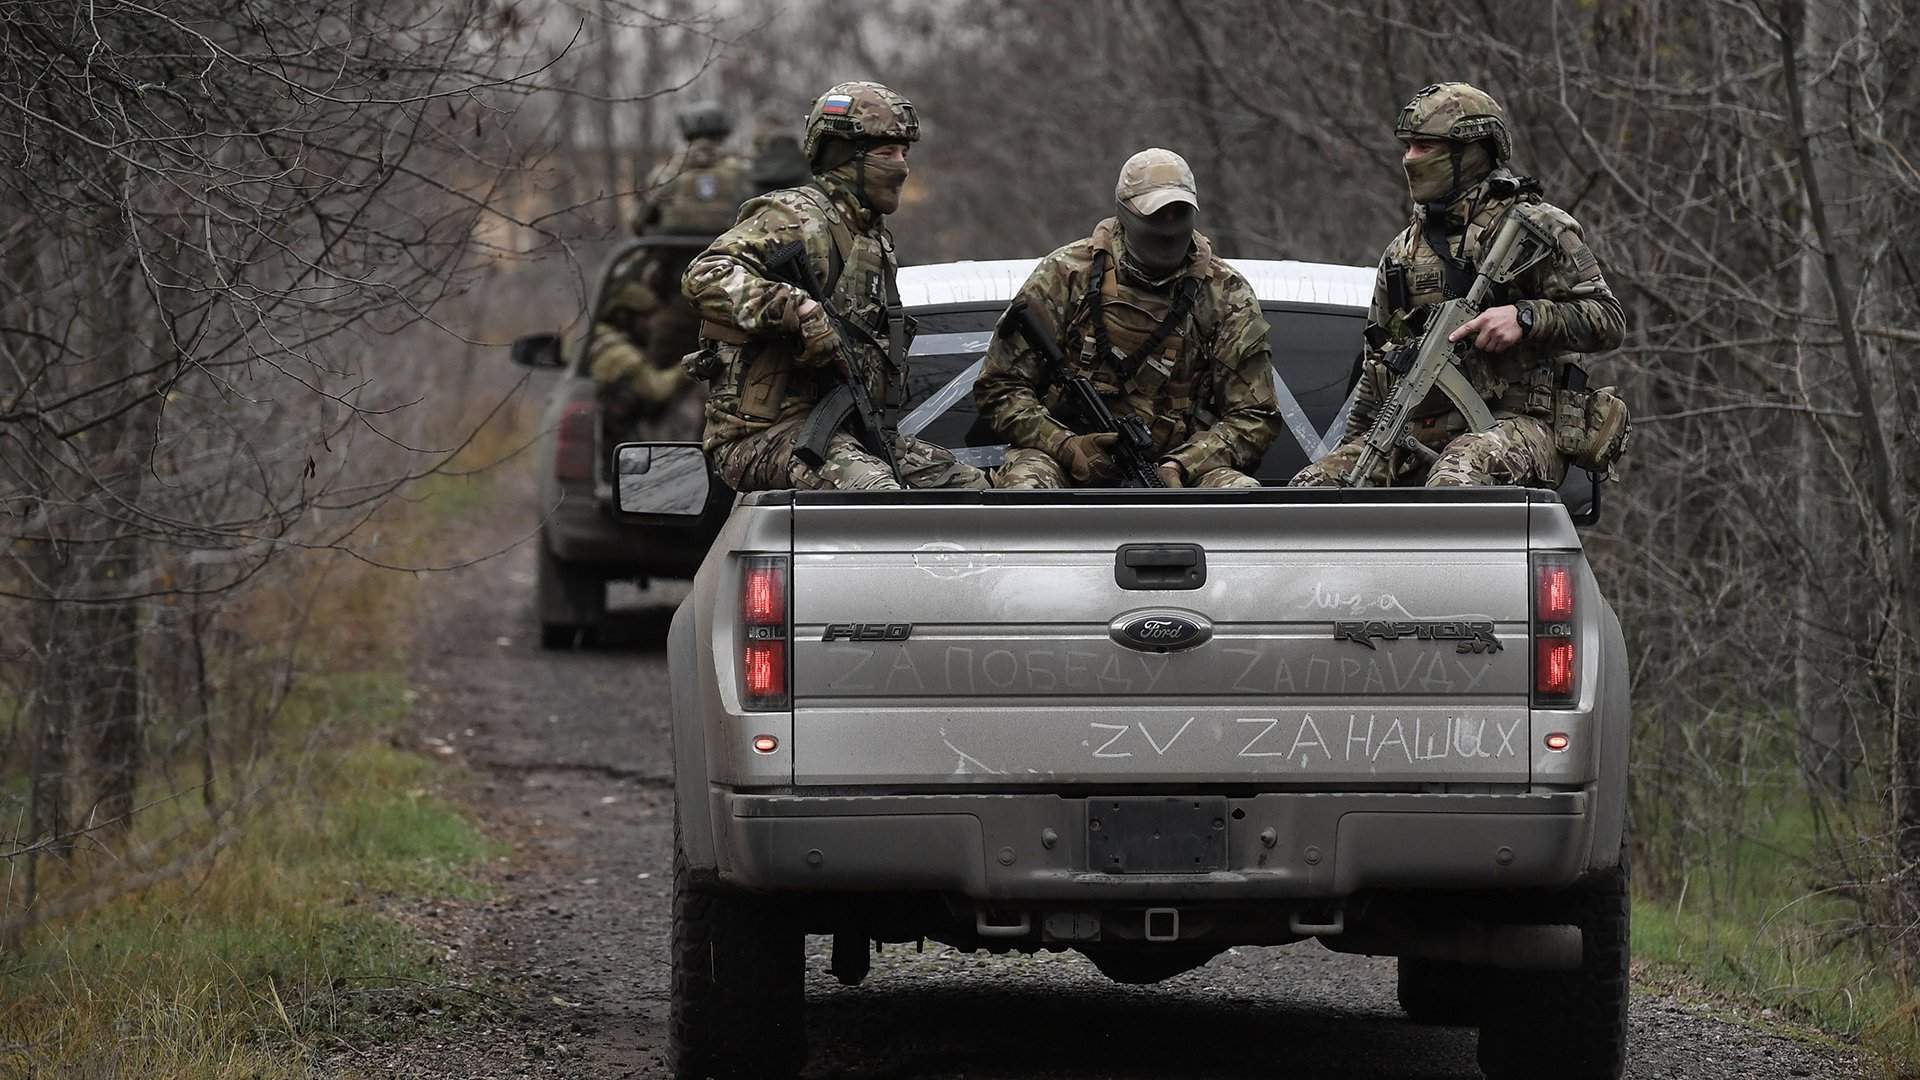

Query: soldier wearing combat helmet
<box><xmin>977</xmin><ymin>148</ymin><xmax>1280</xmax><ymax>489</ymax></box>
<box><xmin>586</xmin><ymin>101</ymin><xmax>746</xmax><ymax>443</ymax></box>
<box><xmin>681</xmin><ymin>81</ymin><xmax>988</xmax><ymax>492</ymax></box>
<box><xmin>1292</xmin><ymin>82</ymin><xmax>1630</xmax><ymax>488</ymax></box>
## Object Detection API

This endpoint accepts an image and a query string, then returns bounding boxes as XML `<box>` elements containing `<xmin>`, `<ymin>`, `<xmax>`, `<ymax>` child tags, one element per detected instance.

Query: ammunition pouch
<box><xmin>737</xmin><ymin>343</ymin><xmax>791</xmax><ymax>421</ymax></box>
<box><xmin>1551</xmin><ymin>383</ymin><xmax>1632</xmax><ymax>475</ymax></box>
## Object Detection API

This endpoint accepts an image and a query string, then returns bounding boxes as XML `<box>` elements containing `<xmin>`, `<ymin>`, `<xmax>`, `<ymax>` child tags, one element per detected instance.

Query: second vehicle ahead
<box><xmin>511</xmin><ymin>236</ymin><xmax>723</xmax><ymax>648</ymax></box>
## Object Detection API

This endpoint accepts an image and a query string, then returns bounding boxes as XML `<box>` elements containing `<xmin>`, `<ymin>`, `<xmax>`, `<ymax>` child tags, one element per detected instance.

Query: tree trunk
<box><xmin>1790</xmin><ymin>0</ymin><xmax>1854</xmax><ymax>797</ymax></box>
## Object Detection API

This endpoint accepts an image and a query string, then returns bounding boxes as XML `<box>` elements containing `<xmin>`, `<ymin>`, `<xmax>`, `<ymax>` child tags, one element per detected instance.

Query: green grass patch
<box><xmin>1632</xmin><ymin>796</ymin><xmax>1915</xmax><ymax>1072</ymax></box>
<box><xmin>0</xmin><ymin>671</ymin><xmax>502</xmax><ymax>1079</ymax></box>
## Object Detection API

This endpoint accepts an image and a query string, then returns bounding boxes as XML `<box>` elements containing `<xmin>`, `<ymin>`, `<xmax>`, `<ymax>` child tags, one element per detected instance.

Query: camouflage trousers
<box><xmin>1291</xmin><ymin>413</ymin><xmax>1565</xmax><ymax>488</ymax></box>
<box><xmin>994</xmin><ymin>447</ymin><xmax>1261</xmax><ymax>489</ymax></box>
<box><xmin>709</xmin><ymin>415</ymin><xmax>990</xmax><ymax>493</ymax></box>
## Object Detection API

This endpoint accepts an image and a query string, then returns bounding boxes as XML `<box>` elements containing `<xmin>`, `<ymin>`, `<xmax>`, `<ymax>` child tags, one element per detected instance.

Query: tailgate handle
<box><xmin>1115</xmin><ymin>544</ymin><xmax>1206</xmax><ymax>590</ymax></box>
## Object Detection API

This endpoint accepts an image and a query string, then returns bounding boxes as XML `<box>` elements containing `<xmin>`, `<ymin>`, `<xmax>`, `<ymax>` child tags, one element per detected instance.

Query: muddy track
<box><xmin>353</xmin><ymin>482</ymin><xmax>1863</xmax><ymax>1080</ymax></box>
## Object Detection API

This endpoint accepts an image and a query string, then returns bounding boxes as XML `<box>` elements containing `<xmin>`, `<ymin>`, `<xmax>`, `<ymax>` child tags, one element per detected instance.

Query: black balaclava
<box><xmin>1116</xmin><ymin>201</ymin><xmax>1195</xmax><ymax>284</ymax></box>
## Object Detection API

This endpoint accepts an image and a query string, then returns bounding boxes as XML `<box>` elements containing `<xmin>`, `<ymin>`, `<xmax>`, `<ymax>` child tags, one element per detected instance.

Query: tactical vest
<box><xmin>1378</xmin><ymin>182</ymin><xmax>1558</xmax><ymax>416</ymax></box>
<box><xmin>653</xmin><ymin>141</ymin><xmax>748</xmax><ymax>236</ymax></box>
<box><xmin>709</xmin><ymin>185</ymin><xmax>903</xmax><ymax>436</ymax></box>
<box><xmin>1052</xmin><ymin>221</ymin><xmax>1223</xmax><ymax>455</ymax></box>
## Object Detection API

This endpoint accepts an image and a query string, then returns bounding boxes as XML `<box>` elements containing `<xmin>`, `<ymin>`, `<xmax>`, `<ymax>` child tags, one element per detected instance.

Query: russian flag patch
<box><xmin>821</xmin><ymin>94</ymin><xmax>853</xmax><ymax>115</ymax></box>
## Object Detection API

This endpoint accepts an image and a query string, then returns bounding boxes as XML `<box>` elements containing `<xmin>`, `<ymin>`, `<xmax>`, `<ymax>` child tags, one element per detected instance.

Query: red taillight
<box><xmin>555</xmin><ymin>401</ymin><xmax>596</xmax><ymax>481</ymax></box>
<box><xmin>1536</xmin><ymin>637</ymin><xmax>1575</xmax><ymax>700</ymax></box>
<box><xmin>743</xmin><ymin>641</ymin><xmax>785</xmax><ymax>702</ymax></box>
<box><xmin>742</xmin><ymin>564</ymin><xmax>785</xmax><ymax>625</ymax></box>
<box><xmin>1536</xmin><ymin>562</ymin><xmax>1574</xmax><ymax>623</ymax></box>
<box><xmin>1532</xmin><ymin>554</ymin><xmax>1578</xmax><ymax>707</ymax></box>
<box><xmin>739</xmin><ymin>556</ymin><xmax>789</xmax><ymax>711</ymax></box>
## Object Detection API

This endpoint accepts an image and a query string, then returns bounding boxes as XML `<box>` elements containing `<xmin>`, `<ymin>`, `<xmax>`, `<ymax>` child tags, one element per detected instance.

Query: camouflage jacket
<box><xmin>682</xmin><ymin>174</ymin><xmax>901</xmax><ymax>452</ymax></box>
<box><xmin>1357</xmin><ymin>170</ymin><xmax>1625</xmax><ymax>428</ymax></box>
<box><xmin>976</xmin><ymin>219</ymin><xmax>1280</xmax><ymax>480</ymax></box>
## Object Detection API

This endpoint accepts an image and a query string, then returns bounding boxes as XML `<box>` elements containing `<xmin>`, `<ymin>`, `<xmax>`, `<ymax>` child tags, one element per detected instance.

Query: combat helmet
<box><xmin>804</xmin><ymin>81</ymin><xmax>920</xmax><ymax>167</ymax></box>
<box><xmin>1395</xmin><ymin>82</ymin><xmax>1511</xmax><ymax>161</ymax></box>
<box><xmin>676</xmin><ymin>101</ymin><xmax>735</xmax><ymax>142</ymax></box>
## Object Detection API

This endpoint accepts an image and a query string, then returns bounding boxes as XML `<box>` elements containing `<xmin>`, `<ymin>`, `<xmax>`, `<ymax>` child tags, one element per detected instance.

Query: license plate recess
<box><xmin>1086</xmin><ymin>796</ymin><xmax>1228</xmax><ymax>874</ymax></box>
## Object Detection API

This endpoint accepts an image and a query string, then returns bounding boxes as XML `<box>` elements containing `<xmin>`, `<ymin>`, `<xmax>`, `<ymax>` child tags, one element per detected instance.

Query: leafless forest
<box><xmin>5</xmin><ymin>0</ymin><xmax>1920</xmax><ymax>1062</ymax></box>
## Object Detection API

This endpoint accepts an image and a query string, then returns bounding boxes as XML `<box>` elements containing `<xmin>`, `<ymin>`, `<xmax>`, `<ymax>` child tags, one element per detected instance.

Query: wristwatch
<box><xmin>1513</xmin><ymin>300</ymin><xmax>1536</xmax><ymax>339</ymax></box>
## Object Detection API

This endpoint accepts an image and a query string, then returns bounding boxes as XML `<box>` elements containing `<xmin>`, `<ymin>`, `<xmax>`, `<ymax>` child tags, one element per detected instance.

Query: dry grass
<box><xmin>1</xmin><ymin>395</ymin><xmax>531</xmax><ymax>1077</ymax></box>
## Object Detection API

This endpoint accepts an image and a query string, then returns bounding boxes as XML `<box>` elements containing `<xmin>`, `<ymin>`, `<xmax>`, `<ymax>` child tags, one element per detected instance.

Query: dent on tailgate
<box><xmin>786</xmin><ymin>495</ymin><xmax>1535</xmax><ymax>787</ymax></box>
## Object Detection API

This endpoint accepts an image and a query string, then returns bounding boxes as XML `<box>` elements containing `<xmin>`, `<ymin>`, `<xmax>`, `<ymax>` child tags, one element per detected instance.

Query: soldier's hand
<box><xmin>1057</xmin><ymin>432</ymin><xmax>1122</xmax><ymax>484</ymax></box>
<box><xmin>797</xmin><ymin>304</ymin><xmax>837</xmax><ymax>365</ymax></box>
<box><xmin>1449</xmin><ymin>305</ymin><xmax>1523</xmax><ymax>353</ymax></box>
<box><xmin>1156</xmin><ymin>462</ymin><xmax>1185</xmax><ymax>488</ymax></box>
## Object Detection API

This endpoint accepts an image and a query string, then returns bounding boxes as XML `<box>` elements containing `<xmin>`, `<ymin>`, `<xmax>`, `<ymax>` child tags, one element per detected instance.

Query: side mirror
<box><xmin>613</xmin><ymin>442</ymin><xmax>716</xmax><ymax>523</ymax></box>
<box><xmin>511</xmin><ymin>332</ymin><xmax>565</xmax><ymax>369</ymax></box>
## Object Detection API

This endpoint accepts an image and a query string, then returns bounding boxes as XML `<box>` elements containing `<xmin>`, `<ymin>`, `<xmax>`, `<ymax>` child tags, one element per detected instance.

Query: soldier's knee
<box><xmin>1193</xmin><ymin>467</ymin><xmax>1260</xmax><ymax>489</ymax></box>
<box><xmin>994</xmin><ymin>448</ymin><xmax>1064</xmax><ymax>489</ymax></box>
<box><xmin>818</xmin><ymin>436</ymin><xmax>904</xmax><ymax>491</ymax></box>
<box><xmin>1290</xmin><ymin>452</ymin><xmax>1352</xmax><ymax>487</ymax></box>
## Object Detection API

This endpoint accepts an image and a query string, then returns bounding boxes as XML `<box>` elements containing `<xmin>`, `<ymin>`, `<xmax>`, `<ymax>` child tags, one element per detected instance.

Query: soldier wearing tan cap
<box><xmin>977</xmin><ymin>148</ymin><xmax>1280</xmax><ymax>488</ymax></box>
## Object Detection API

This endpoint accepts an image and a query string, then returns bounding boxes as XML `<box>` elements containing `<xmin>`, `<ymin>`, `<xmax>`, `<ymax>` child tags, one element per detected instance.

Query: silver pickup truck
<box><xmin>619</xmin><ymin>262</ymin><xmax>1629</xmax><ymax>1080</ymax></box>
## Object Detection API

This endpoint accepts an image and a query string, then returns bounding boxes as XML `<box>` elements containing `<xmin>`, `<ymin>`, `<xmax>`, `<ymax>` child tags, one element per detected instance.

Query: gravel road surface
<box><xmin>354</xmin><ymin>489</ymin><xmax>1864</xmax><ymax>1080</ymax></box>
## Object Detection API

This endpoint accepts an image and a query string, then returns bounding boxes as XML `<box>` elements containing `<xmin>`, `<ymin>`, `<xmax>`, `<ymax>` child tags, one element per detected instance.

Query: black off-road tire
<box><xmin>669</xmin><ymin>820</ymin><xmax>805</xmax><ymax>1079</ymax></box>
<box><xmin>535</xmin><ymin>539</ymin><xmax>605</xmax><ymax>649</ymax></box>
<box><xmin>1396</xmin><ymin>958</ymin><xmax>1486</xmax><ymax>1026</ymax></box>
<box><xmin>1476</xmin><ymin>854</ymin><xmax>1631</xmax><ymax>1080</ymax></box>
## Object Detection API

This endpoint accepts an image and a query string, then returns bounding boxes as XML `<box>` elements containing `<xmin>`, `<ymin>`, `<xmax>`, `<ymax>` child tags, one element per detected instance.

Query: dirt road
<box><xmin>361</xmin><ymin>503</ymin><xmax>1863</xmax><ymax>1079</ymax></box>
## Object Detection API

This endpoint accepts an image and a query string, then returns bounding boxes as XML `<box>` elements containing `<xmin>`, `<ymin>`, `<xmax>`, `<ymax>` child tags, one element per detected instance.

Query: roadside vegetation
<box><xmin>1628</xmin><ymin>717</ymin><xmax>1920</xmax><ymax>1073</ymax></box>
<box><xmin>1</xmin><ymin>459</ymin><xmax>516</xmax><ymax>1077</ymax></box>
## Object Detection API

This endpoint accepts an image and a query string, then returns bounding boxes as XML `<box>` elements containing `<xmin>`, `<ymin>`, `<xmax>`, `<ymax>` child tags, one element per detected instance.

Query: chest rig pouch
<box><xmin>1057</xmin><ymin>250</ymin><xmax>1206</xmax><ymax>451</ymax></box>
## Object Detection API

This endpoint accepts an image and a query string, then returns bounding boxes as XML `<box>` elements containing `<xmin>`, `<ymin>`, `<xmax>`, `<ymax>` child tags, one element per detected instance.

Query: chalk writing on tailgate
<box><xmin>788</xmin><ymin>497</ymin><xmax>1533</xmax><ymax>788</ymax></box>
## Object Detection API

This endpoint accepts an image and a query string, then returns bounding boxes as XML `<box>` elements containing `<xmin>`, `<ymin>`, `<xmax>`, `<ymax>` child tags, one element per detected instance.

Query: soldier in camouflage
<box><xmin>682</xmin><ymin>81</ymin><xmax>987</xmax><ymax>493</ymax></box>
<box><xmin>588</xmin><ymin>102</ymin><xmax>745</xmax><ymax>442</ymax></box>
<box><xmin>977</xmin><ymin>149</ymin><xmax>1280</xmax><ymax>489</ymax></box>
<box><xmin>1292</xmin><ymin>83</ymin><xmax>1628</xmax><ymax>488</ymax></box>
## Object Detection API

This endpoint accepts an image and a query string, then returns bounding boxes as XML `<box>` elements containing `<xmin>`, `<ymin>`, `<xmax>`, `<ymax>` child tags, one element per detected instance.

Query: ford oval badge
<box><xmin>1110</xmin><ymin>609</ymin><xmax>1213</xmax><ymax>653</ymax></box>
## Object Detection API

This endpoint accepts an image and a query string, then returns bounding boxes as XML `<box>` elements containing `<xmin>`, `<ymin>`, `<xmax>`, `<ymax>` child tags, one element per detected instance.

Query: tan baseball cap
<box><xmin>1115</xmin><ymin>148</ymin><xmax>1198</xmax><ymax>215</ymax></box>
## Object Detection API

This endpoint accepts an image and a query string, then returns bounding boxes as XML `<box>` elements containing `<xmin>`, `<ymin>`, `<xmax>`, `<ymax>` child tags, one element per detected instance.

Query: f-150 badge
<box><xmin>821</xmin><ymin>622</ymin><xmax>913</xmax><ymax>643</ymax></box>
<box><xmin>1110</xmin><ymin>609</ymin><xmax>1213</xmax><ymax>653</ymax></box>
<box><xmin>1334</xmin><ymin>620</ymin><xmax>1503</xmax><ymax>654</ymax></box>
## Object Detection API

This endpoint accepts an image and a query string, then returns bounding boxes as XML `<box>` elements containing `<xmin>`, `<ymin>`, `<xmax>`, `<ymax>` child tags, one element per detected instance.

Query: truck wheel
<box><xmin>1477</xmin><ymin>855</ymin><xmax>1630</xmax><ymax>1080</ymax></box>
<box><xmin>536</xmin><ymin>539</ymin><xmax>605</xmax><ymax>648</ymax></box>
<box><xmin>669</xmin><ymin>821</ymin><xmax>805</xmax><ymax>1079</ymax></box>
<box><xmin>1397</xmin><ymin>958</ymin><xmax>1485</xmax><ymax>1025</ymax></box>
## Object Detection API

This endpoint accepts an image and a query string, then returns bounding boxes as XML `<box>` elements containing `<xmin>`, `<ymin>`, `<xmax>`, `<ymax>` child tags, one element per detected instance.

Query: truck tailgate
<box><xmin>790</xmin><ymin>491</ymin><xmax>1535</xmax><ymax>787</ymax></box>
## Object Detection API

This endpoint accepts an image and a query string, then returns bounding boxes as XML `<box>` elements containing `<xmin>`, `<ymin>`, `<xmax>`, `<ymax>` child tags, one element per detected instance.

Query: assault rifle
<box><xmin>761</xmin><ymin>241</ymin><xmax>900</xmax><ymax>480</ymax></box>
<box><xmin>1000</xmin><ymin>301</ymin><xmax>1166</xmax><ymax>488</ymax></box>
<box><xmin>1343</xmin><ymin>210</ymin><xmax>1556</xmax><ymax>487</ymax></box>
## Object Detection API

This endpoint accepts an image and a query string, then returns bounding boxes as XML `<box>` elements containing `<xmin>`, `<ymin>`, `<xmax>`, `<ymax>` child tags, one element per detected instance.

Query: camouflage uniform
<box><xmin>978</xmin><ymin>151</ymin><xmax>1279</xmax><ymax>489</ymax></box>
<box><xmin>682</xmin><ymin>82</ymin><xmax>987</xmax><ymax>493</ymax></box>
<box><xmin>1293</xmin><ymin>84</ymin><xmax>1627</xmax><ymax>488</ymax></box>
<box><xmin>589</xmin><ymin>119</ymin><xmax>746</xmax><ymax>442</ymax></box>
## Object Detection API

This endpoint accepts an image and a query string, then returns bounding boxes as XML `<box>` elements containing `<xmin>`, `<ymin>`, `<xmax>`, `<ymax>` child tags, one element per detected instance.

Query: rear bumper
<box><xmin>716</xmin><ymin>789</ymin><xmax>1592</xmax><ymax>901</ymax></box>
